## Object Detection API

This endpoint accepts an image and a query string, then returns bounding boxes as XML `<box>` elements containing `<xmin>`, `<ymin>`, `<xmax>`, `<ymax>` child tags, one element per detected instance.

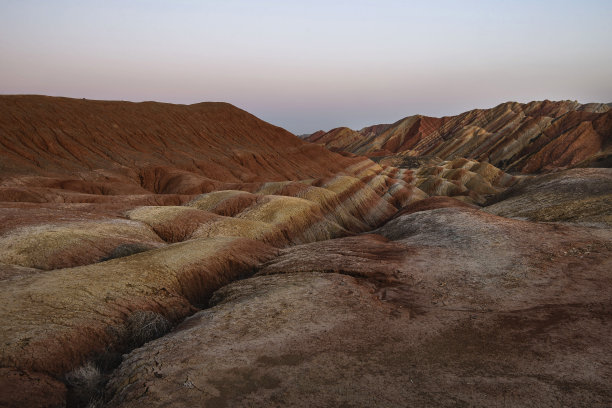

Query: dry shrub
<box><xmin>65</xmin><ymin>362</ymin><xmax>103</xmax><ymax>407</ymax></box>
<box><xmin>63</xmin><ymin>312</ymin><xmax>172</xmax><ymax>407</ymax></box>
<box><xmin>126</xmin><ymin>310</ymin><xmax>172</xmax><ymax>347</ymax></box>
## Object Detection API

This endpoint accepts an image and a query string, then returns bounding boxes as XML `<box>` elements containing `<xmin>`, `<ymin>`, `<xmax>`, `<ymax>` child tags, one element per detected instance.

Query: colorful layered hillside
<box><xmin>306</xmin><ymin>100</ymin><xmax>612</xmax><ymax>173</ymax></box>
<box><xmin>485</xmin><ymin>168</ymin><xmax>612</xmax><ymax>225</ymax></box>
<box><xmin>1</xmin><ymin>96</ymin><xmax>611</xmax><ymax>408</ymax></box>
<box><xmin>0</xmin><ymin>95</ymin><xmax>429</xmax><ymax>406</ymax></box>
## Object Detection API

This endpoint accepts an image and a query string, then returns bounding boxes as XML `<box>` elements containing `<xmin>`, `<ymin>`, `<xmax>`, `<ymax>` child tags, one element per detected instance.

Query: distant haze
<box><xmin>1</xmin><ymin>0</ymin><xmax>611</xmax><ymax>134</ymax></box>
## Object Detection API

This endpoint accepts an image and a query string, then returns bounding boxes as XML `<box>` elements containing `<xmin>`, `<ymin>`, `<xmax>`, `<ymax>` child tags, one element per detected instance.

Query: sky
<box><xmin>1</xmin><ymin>0</ymin><xmax>611</xmax><ymax>134</ymax></box>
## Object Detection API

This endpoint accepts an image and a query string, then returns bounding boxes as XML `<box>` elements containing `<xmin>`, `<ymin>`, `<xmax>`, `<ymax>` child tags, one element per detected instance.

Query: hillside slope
<box><xmin>306</xmin><ymin>100</ymin><xmax>612</xmax><ymax>173</ymax></box>
<box><xmin>0</xmin><ymin>95</ymin><xmax>369</xmax><ymax>196</ymax></box>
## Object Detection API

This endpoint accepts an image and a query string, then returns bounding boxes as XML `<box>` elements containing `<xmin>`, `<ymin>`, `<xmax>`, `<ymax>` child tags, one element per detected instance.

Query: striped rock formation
<box><xmin>306</xmin><ymin>100</ymin><xmax>612</xmax><ymax>173</ymax></box>
<box><xmin>0</xmin><ymin>96</ymin><xmax>430</xmax><ymax>406</ymax></box>
<box><xmin>0</xmin><ymin>95</ymin><xmax>370</xmax><ymax>197</ymax></box>
<box><xmin>485</xmin><ymin>167</ymin><xmax>612</xmax><ymax>226</ymax></box>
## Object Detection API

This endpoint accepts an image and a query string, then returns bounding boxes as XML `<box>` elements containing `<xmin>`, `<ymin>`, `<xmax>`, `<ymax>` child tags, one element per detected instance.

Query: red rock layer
<box><xmin>0</xmin><ymin>95</ymin><xmax>368</xmax><ymax>196</ymax></box>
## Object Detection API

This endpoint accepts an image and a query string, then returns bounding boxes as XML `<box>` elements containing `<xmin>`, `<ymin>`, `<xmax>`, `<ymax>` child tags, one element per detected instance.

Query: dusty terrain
<box><xmin>0</xmin><ymin>96</ymin><xmax>610</xmax><ymax>407</ymax></box>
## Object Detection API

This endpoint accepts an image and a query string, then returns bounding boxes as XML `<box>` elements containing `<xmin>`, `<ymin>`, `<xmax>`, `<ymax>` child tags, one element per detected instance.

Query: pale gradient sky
<box><xmin>1</xmin><ymin>0</ymin><xmax>611</xmax><ymax>134</ymax></box>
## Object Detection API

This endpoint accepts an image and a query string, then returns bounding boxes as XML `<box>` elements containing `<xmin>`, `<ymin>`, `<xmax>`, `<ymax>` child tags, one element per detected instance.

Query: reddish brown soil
<box><xmin>104</xmin><ymin>208</ymin><xmax>612</xmax><ymax>407</ymax></box>
<box><xmin>0</xmin><ymin>95</ymin><xmax>368</xmax><ymax>197</ymax></box>
<box><xmin>0</xmin><ymin>368</ymin><xmax>66</xmax><ymax>408</ymax></box>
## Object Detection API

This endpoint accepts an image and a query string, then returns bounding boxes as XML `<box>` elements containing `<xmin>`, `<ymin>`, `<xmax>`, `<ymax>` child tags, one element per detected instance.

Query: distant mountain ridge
<box><xmin>306</xmin><ymin>100</ymin><xmax>612</xmax><ymax>173</ymax></box>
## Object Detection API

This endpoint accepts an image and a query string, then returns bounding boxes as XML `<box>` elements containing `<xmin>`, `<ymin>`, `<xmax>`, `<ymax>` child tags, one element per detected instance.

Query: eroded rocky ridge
<box><xmin>306</xmin><ymin>100</ymin><xmax>612</xmax><ymax>173</ymax></box>
<box><xmin>0</xmin><ymin>96</ymin><xmax>610</xmax><ymax>407</ymax></box>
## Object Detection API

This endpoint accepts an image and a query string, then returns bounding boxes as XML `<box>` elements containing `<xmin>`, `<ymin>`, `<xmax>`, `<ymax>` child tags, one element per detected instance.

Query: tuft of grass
<box><xmin>65</xmin><ymin>362</ymin><xmax>103</xmax><ymax>408</ymax></box>
<box><xmin>126</xmin><ymin>310</ymin><xmax>172</xmax><ymax>347</ymax></box>
<box><xmin>63</xmin><ymin>312</ymin><xmax>172</xmax><ymax>407</ymax></box>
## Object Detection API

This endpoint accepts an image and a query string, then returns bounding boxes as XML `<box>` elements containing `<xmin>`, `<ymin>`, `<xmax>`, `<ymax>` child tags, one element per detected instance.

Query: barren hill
<box><xmin>0</xmin><ymin>95</ymin><xmax>367</xmax><ymax>195</ymax></box>
<box><xmin>306</xmin><ymin>100</ymin><xmax>612</xmax><ymax>173</ymax></box>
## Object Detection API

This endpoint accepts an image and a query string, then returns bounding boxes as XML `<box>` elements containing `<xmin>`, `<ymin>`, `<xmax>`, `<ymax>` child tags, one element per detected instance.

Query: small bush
<box><xmin>63</xmin><ymin>312</ymin><xmax>172</xmax><ymax>406</ymax></box>
<box><xmin>65</xmin><ymin>362</ymin><xmax>103</xmax><ymax>407</ymax></box>
<box><xmin>126</xmin><ymin>310</ymin><xmax>172</xmax><ymax>347</ymax></box>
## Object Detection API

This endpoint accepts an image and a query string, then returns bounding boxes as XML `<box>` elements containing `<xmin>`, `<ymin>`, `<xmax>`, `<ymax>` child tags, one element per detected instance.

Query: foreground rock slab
<box><xmin>104</xmin><ymin>208</ymin><xmax>612</xmax><ymax>407</ymax></box>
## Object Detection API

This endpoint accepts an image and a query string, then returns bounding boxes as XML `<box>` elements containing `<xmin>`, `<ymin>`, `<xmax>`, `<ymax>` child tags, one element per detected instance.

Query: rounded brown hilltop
<box><xmin>0</xmin><ymin>95</ymin><xmax>368</xmax><ymax>196</ymax></box>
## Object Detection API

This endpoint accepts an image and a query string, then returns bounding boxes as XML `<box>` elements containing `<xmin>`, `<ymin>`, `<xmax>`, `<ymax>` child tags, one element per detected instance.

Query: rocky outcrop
<box><xmin>307</xmin><ymin>100</ymin><xmax>612</xmax><ymax>173</ymax></box>
<box><xmin>413</xmin><ymin>157</ymin><xmax>517</xmax><ymax>204</ymax></box>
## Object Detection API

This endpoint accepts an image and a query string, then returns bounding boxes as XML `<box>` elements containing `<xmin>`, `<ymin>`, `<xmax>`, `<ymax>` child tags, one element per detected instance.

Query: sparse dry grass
<box><xmin>126</xmin><ymin>310</ymin><xmax>173</xmax><ymax>347</ymax></box>
<box><xmin>63</xmin><ymin>311</ymin><xmax>174</xmax><ymax>407</ymax></box>
<box><xmin>65</xmin><ymin>362</ymin><xmax>103</xmax><ymax>408</ymax></box>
